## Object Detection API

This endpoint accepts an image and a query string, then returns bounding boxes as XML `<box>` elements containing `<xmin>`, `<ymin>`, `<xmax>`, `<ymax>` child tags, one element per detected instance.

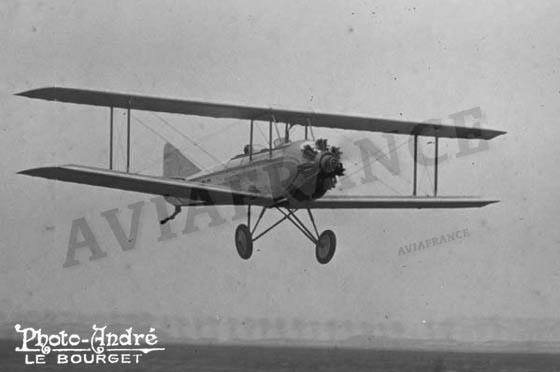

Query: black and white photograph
<box><xmin>1</xmin><ymin>1</ymin><xmax>559</xmax><ymax>371</ymax></box>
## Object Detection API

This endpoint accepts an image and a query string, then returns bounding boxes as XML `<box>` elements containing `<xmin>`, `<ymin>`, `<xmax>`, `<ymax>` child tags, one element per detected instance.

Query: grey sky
<box><xmin>1</xmin><ymin>0</ymin><xmax>560</xmax><ymax>344</ymax></box>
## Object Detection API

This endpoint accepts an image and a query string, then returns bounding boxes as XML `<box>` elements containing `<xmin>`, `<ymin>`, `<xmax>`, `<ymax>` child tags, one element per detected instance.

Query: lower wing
<box><xmin>18</xmin><ymin>165</ymin><xmax>274</xmax><ymax>207</ymax></box>
<box><xmin>281</xmin><ymin>195</ymin><xmax>498</xmax><ymax>209</ymax></box>
<box><xmin>18</xmin><ymin>165</ymin><xmax>498</xmax><ymax>209</ymax></box>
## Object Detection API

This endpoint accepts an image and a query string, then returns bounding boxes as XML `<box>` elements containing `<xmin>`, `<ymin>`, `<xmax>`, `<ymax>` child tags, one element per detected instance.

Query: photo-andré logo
<box><xmin>14</xmin><ymin>324</ymin><xmax>165</xmax><ymax>366</ymax></box>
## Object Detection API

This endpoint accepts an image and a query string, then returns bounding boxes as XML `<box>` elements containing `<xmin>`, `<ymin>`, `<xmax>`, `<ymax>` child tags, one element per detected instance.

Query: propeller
<box><xmin>299</xmin><ymin>139</ymin><xmax>345</xmax><ymax>191</ymax></box>
<box><xmin>315</xmin><ymin>139</ymin><xmax>345</xmax><ymax>177</ymax></box>
<box><xmin>292</xmin><ymin>139</ymin><xmax>346</xmax><ymax>200</ymax></box>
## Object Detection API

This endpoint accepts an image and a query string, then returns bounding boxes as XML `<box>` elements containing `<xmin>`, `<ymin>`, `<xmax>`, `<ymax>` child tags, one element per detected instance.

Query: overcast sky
<box><xmin>1</xmin><ymin>0</ymin><xmax>560</xmax><ymax>343</ymax></box>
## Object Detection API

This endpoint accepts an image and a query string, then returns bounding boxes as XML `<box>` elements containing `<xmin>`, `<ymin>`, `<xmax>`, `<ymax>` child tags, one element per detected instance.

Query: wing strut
<box><xmin>413</xmin><ymin>134</ymin><xmax>418</xmax><ymax>196</ymax></box>
<box><xmin>107</xmin><ymin>105</ymin><xmax>133</xmax><ymax>172</ymax></box>
<box><xmin>411</xmin><ymin>132</ymin><xmax>440</xmax><ymax>197</ymax></box>
<box><xmin>126</xmin><ymin>106</ymin><xmax>131</xmax><ymax>172</ymax></box>
<box><xmin>434</xmin><ymin>133</ymin><xmax>439</xmax><ymax>197</ymax></box>
<box><xmin>109</xmin><ymin>107</ymin><xmax>114</xmax><ymax>170</ymax></box>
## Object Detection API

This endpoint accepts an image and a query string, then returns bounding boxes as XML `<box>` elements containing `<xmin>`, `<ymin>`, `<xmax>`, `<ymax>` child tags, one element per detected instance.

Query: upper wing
<box><xmin>17</xmin><ymin>87</ymin><xmax>505</xmax><ymax>140</ymax></box>
<box><xmin>281</xmin><ymin>195</ymin><xmax>498</xmax><ymax>209</ymax></box>
<box><xmin>18</xmin><ymin>165</ymin><xmax>274</xmax><ymax>207</ymax></box>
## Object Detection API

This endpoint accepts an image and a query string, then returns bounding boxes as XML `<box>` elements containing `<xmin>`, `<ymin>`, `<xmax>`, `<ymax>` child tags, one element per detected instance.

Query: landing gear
<box><xmin>235</xmin><ymin>224</ymin><xmax>253</xmax><ymax>259</ymax></box>
<box><xmin>234</xmin><ymin>204</ymin><xmax>337</xmax><ymax>264</ymax></box>
<box><xmin>315</xmin><ymin>230</ymin><xmax>336</xmax><ymax>264</ymax></box>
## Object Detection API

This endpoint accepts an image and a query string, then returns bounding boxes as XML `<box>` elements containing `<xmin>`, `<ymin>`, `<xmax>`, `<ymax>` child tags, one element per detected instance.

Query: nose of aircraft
<box><xmin>319</xmin><ymin>152</ymin><xmax>344</xmax><ymax>176</ymax></box>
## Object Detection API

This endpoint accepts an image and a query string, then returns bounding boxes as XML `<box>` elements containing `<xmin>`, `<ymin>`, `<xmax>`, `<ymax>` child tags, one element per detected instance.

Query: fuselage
<box><xmin>168</xmin><ymin>139</ymin><xmax>344</xmax><ymax>206</ymax></box>
<box><xmin>190</xmin><ymin>140</ymin><xmax>309</xmax><ymax>199</ymax></box>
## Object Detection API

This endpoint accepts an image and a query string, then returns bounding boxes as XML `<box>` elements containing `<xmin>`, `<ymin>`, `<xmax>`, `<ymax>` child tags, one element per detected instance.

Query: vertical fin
<box><xmin>163</xmin><ymin>143</ymin><xmax>201</xmax><ymax>178</ymax></box>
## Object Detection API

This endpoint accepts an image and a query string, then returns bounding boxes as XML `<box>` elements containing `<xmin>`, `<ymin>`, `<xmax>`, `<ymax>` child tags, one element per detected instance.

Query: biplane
<box><xmin>17</xmin><ymin>87</ymin><xmax>505</xmax><ymax>264</ymax></box>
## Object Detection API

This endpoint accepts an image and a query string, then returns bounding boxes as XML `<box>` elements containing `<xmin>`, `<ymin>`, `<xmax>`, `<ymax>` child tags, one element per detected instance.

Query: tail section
<box><xmin>163</xmin><ymin>143</ymin><xmax>201</xmax><ymax>179</ymax></box>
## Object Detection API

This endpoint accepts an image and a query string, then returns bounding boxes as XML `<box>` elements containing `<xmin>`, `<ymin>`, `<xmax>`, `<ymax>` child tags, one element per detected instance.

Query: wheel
<box><xmin>315</xmin><ymin>230</ymin><xmax>336</xmax><ymax>264</ymax></box>
<box><xmin>235</xmin><ymin>224</ymin><xmax>253</xmax><ymax>260</ymax></box>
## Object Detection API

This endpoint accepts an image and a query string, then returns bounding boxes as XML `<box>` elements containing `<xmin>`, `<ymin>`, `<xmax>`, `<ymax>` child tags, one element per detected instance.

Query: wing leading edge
<box><xmin>18</xmin><ymin>165</ymin><xmax>274</xmax><ymax>207</ymax></box>
<box><xmin>17</xmin><ymin>87</ymin><xmax>506</xmax><ymax>140</ymax></box>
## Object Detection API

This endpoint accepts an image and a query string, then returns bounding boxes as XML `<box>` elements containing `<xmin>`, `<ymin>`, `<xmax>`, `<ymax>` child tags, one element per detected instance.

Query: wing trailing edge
<box><xmin>282</xmin><ymin>195</ymin><xmax>498</xmax><ymax>209</ymax></box>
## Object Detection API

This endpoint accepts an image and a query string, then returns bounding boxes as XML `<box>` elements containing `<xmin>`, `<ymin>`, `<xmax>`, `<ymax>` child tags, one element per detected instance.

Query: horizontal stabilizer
<box><xmin>17</xmin><ymin>87</ymin><xmax>506</xmax><ymax>140</ymax></box>
<box><xmin>18</xmin><ymin>165</ymin><xmax>273</xmax><ymax>207</ymax></box>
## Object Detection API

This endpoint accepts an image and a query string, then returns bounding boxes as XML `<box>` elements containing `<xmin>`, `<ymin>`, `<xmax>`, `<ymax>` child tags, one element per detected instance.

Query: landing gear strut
<box><xmin>234</xmin><ymin>204</ymin><xmax>337</xmax><ymax>264</ymax></box>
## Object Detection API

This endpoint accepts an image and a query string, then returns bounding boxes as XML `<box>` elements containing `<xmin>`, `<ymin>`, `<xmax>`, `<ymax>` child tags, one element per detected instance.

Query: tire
<box><xmin>315</xmin><ymin>230</ymin><xmax>336</xmax><ymax>264</ymax></box>
<box><xmin>235</xmin><ymin>224</ymin><xmax>253</xmax><ymax>260</ymax></box>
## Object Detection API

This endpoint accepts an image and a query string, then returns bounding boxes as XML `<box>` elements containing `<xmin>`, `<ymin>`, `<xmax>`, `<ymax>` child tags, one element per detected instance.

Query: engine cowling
<box><xmin>289</xmin><ymin>139</ymin><xmax>345</xmax><ymax>201</ymax></box>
